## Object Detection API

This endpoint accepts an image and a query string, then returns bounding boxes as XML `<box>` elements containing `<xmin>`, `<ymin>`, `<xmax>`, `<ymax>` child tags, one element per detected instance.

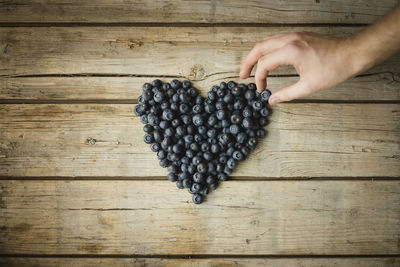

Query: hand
<box><xmin>239</xmin><ymin>32</ymin><xmax>360</xmax><ymax>105</ymax></box>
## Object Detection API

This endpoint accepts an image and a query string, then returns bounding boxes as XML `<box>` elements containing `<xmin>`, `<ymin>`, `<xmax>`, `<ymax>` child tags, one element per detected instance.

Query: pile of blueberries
<box><xmin>134</xmin><ymin>79</ymin><xmax>271</xmax><ymax>204</ymax></box>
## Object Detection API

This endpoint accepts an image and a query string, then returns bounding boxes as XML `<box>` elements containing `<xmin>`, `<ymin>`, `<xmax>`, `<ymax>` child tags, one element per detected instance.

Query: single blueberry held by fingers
<box><xmin>260</xmin><ymin>89</ymin><xmax>272</xmax><ymax>102</ymax></box>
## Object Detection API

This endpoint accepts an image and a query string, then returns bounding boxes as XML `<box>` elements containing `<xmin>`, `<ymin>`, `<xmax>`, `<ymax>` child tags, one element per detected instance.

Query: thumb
<box><xmin>269</xmin><ymin>81</ymin><xmax>309</xmax><ymax>105</ymax></box>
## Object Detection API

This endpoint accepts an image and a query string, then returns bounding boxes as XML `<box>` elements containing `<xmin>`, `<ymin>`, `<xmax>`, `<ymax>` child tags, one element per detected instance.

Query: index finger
<box><xmin>239</xmin><ymin>33</ymin><xmax>300</xmax><ymax>79</ymax></box>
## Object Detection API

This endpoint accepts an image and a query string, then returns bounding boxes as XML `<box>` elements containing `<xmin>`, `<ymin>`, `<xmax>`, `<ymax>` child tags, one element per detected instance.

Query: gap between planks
<box><xmin>0</xmin><ymin>176</ymin><xmax>399</xmax><ymax>181</ymax></box>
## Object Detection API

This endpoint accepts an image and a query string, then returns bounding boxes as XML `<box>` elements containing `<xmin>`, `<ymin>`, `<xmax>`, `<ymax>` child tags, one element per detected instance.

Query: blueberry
<box><xmin>217</xmin><ymin>173</ymin><xmax>228</xmax><ymax>181</ymax></box>
<box><xmin>203</xmin><ymin>152</ymin><xmax>213</xmax><ymax>161</ymax></box>
<box><xmin>209</xmin><ymin>182</ymin><xmax>218</xmax><ymax>191</ymax></box>
<box><xmin>191</xmin><ymin>183</ymin><xmax>201</xmax><ymax>193</ymax></box>
<box><xmin>181</xmin><ymin>163</ymin><xmax>189</xmax><ymax>173</ymax></box>
<box><xmin>201</xmin><ymin>142</ymin><xmax>211</xmax><ymax>152</ymax></box>
<box><xmin>176</xmin><ymin>126</ymin><xmax>186</xmax><ymax>136</ymax></box>
<box><xmin>181</xmin><ymin>115</ymin><xmax>191</xmax><ymax>125</ymax></box>
<box><xmin>179</xmin><ymin>103</ymin><xmax>190</xmax><ymax>114</ymax></box>
<box><xmin>216</xmin><ymin>110</ymin><xmax>227</xmax><ymax>120</ymax></box>
<box><xmin>204</xmin><ymin>104</ymin><xmax>215</xmax><ymax>114</ymax></box>
<box><xmin>211</xmin><ymin>143</ymin><xmax>220</xmax><ymax>153</ymax></box>
<box><xmin>207</xmin><ymin>129</ymin><xmax>217</xmax><ymax>139</ymax></box>
<box><xmin>144</xmin><ymin>133</ymin><xmax>154</xmax><ymax>144</ymax></box>
<box><xmin>226</xmin><ymin>147</ymin><xmax>235</xmax><ymax>157</ymax></box>
<box><xmin>192</xmin><ymin>193</ymin><xmax>203</xmax><ymax>204</ymax></box>
<box><xmin>232</xmin><ymin>150</ymin><xmax>244</xmax><ymax>161</ymax></box>
<box><xmin>229</xmin><ymin>124</ymin><xmax>240</xmax><ymax>135</ymax></box>
<box><xmin>192</xmin><ymin>156</ymin><xmax>202</xmax><ymax>165</ymax></box>
<box><xmin>152</xmin><ymin>79</ymin><xmax>162</xmax><ymax>87</ymax></box>
<box><xmin>248</xmin><ymin>83</ymin><xmax>256</xmax><ymax>90</ymax></box>
<box><xmin>221</xmin><ymin>119</ymin><xmax>230</xmax><ymax>128</ymax></box>
<box><xmin>208</xmin><ymin>91</ymin><xmax>217</xmax><ymax>101</ymax></box>
<box><xmin>170</xmin><ymin>79</ymin><xmax>181</xmax><ymax>89</ymax></box>
<box><xmin>140</xmin><ymin>115</ymin><xmax>148</xmax><ymax>124</ymax></box>
<box><xmin>162</xmin><ymin>82</ymin><xmax>171</xmax><ymax>91</ymax></box>
<box><xmin>190</xmin><ymin>142</ymin><xmax>200</xmax><ymax>151</ymax></box>
<box><xmin>233</xmin><ymin>99</ymin><xmax>245</xmax><ymax>110</ymax></box>
<box><xmin>223</xmin><ymin>93</ymin><xmax>234</xmax><ymax>103</ymax></box>
<box><xmin>195</xmin><ymin>95</ymin><xmax>203</xmax><ymax>105</ymax></box>
<box><xmin>198</xmin><ymin>125</ymin><xmax>207</xmax><ymax>135</ymax></box>
<box><xmin>227</xmin><ymin>158</ymin><xmax>237</xmax><ymax>169</ymax></box>
<box><xmin>168</xmin><ymin>164</ymin><xmax>179</xmax><ymax>174</ymax></box>
<box><xmin>134</xmin><ymin>105</ymin><xmax>145</xmax><ymax>116</ymax></box>
<box><xmin>227</xmin><ymin>81</ymin><xmax>236</xmax><ymax>89</ymax></box>
<box><xmin>170</xmin><ymin>102</ymin><xmax>179</xmax><ymax>111</ymax></box>
<box><xmin>188</xmin><ymin>164</ymin><xmax>197</xmax><ymax>174</ymax></box>
<box><xmin>153</xmin><ymin>130</ymin><xmax>163</xmax><ymax>143</ymax></box>
<box><xmin>187</xmin><ymin>125</ymin><xmax>196</xmax><ymax>135</ymax></box>
<box><xmin>142</xmin><ymin>83</ymin><xmax>152</xmax><ymax>91</ymax></box>
<box><xmin>208</xmin><ymin>115</ymin><xmax>218</xmax><ymax>127</ymax></box>
<box><xmin>157</xmin><ymin>150</ymin><xmax>167</xmax><ymax>160</ymax></box>
<box><xmin>176</xmin><ymin>180</ymin><xmax>184</xmax><ymax>189</ymax></box>
<box><xmin>206</xmin><ymin>175</ymin><xmax>216</xmax><ymax>184</ymax></box>
<box><xmin>230</xmin><ymin>113</ymin><xmax>242</xmax><ymax>124</ymax></box>
<box><xmin>182</xmin><ymin>80</ymin><xmax>191</xmax><ymax>89</ymax></box>
<box><xmin>197</xmin><ymin>163</ymin><xmax>207</xmax><ymax>174</ymax></box>
<box><xmin>171</xmin><ymin>118</ymin><xmax>182</xmax><ymax>127</ymax></box>
<box><xmin>199</xmin><ymin>187</ymin><xmax>209</xmax><ymax>196</ymax></box>
<box><xmin>258</xmin><ymin>117</ymin><xmax>268</xmax><ymax>127</ymax></box>
<box><xmin>167</xmin><ymin>88</ymin><xmax>175</xmax><ymax>97</ymax></box>
<box><xmin>260</xmin><ymin>89</ymin><xmax>272</xmax><ymax>102</ymax></box>
<box><xmin>150</xmin><ymin>143</ymin><xmax>161</xmax><ymax>152</ymax></box>
<box><xmin>192</xmin><ymin>104</ymin><xmax>202</xmax><ymax>114</ymax></box>
<box><xmin>216</xmin><ymin>163</ymin><xmax>224</xmax><ymax>173</ymax></box>
<box><xmin>188</xmin><ymin>87</ymin><xmax>198</xmax><ymax>97</ymax></box>
<box><xmin>167</xmin><ymin>173</ymin><xmax>177</xmax><ymax>182</ymax></box>
<box><xmin>252</xmin><ymin>100</ymin><xmax>263</xmax><ymax>110</ymax></box>
<box><xmin>260</xmin><ymin>108</ymin><xmax>269</xmax><ymax>117</ymax></box>
<box><xmin>172</xmin><ymin>144</ymin><xmax>184</xmax><ymax>154</ymax></box>
<box><xmin>193</xmin><ymin>114</ymin><xmax>204</xmax><ymax>126</ymax></box>
<box><xmin>193</xmin><ymin>172</ymin><xmax>205</xmax><ymax>183</ymax></box>
<box><xmin>143</xmin><ymin>124</ymin><xmax>153</xmax><ymax>133</ymax></box>
<box><xmin>219</xmin><ymin>156</ymin><xmax>228</xmax><ymax>164</ymax></box>
<box><xmin>215</xmin><ymin>101</ymin><xmax>226</xmax><ymax>110</ymax></box>
<box><xmin>164</xmin><ymin>127</ymin><xmax>174</xmax><ymax>137</ymax></box>
<box><xmin>153</xmin><ymin>91</ymin><xmax>164</xmax><ymax>103</ymax></box>
<box><xmin>236</xmin><ymin>132</ymin><xmax>247</xmax><ymax>144</ymax></box>
<box><xmin>232</xmin><ymin>85</ymin><xmax>242</xmax><ymax>96</ymax></box>
<box><xmin>257</xmin><ymin>129</ymin><xmax>266</xmax><ymax>138</ymax></box>
<box><xmin>216</xmin><ymin>87</ymin><xmax>226</xmax><ymax>98</ymax></box>
<box><xmin>159</xmin><ymin>159</ymin><xmax>169</xmax><ymax>168</ymax></box>
<box><xmin>224</xmin><ymin>166</ymin><xmax>233</xmax><ymax>175</ymax></box>
<box><xmin>242</xmin><ymin>117</ymin><xmax>254</xmax><ymax>129</ymax></box>
<box><xmin>244</xmin><ymin>89</ymin><xmax>255</xmax><ymax>100</ymax></box>
<box><xmin>182</xmin><ymin>178</ymin><xmax>192</xmax><ymax>188</ymax></box>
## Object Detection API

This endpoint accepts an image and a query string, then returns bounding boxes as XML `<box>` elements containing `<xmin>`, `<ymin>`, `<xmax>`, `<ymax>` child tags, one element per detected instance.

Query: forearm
<box><xmin>349</xmin><ymin>4</ymin><xmax>400</xmax><ymax>74</ymax></box>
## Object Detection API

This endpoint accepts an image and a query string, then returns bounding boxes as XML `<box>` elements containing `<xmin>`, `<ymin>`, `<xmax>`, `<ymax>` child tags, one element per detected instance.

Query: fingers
<box><xmin>240</xmin><ymin>33</ymin><xmax>301</xmax><ymax>79</ymax></box>
<box><xmin>254</xmin><ymin>45</ymin><xmax>295</xmax><ymax>93</ymax></box>
<box><xmin>269</xmin><ymin>80</ymin><xmax>310</xmax><ymax>105</ymax></box>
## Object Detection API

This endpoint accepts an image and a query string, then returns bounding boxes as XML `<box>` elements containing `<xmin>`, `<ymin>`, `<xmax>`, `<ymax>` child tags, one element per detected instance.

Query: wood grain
<box><xmin>0</xmin><ymin>103</ymin><xmax>398</xmax><ymax>178</ymax></box>
<box><xmin>1</xmin><ymin>73</ymin><xmax>399</xmax><ymax>101</ymax></box>
<box><xmin>0</xmin><ymin>0</ymin><xmax>397</xmax><ymax>24</ymax></box>
<box><xmin>1</xmin><ymin>257</ymin><xmax>399</xmax><ymax>267</ymax></box>
<box><xmin>1</xmin><ymin>180</ymin><xmax>399</xmax><ymax>255</ymax></box>
<box><xmin>1</xmin><ymin>27</ymin><xmax>399</xmax><ymax>78</ymax></box>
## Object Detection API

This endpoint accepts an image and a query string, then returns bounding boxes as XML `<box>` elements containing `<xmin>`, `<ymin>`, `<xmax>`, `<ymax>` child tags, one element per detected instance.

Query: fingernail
<box><xmin>269</xmin><ymin>96</ymin><xmax>278</xmax><ymax>105</ymax></box>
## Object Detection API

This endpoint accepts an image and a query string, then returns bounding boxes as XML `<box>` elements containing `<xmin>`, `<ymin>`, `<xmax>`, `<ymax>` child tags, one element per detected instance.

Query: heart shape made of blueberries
<box><xmin>134</xmin><ymin>79</ymin><xmax>271</xmax><ymax>204</ymax></box>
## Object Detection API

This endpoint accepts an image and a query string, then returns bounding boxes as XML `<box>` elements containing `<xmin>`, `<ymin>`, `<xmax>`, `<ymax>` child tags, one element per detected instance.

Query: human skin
<box><xmin>240</xmin><ymin>4</ymin><xmax>400</xmax><ymax>105</ymax></box>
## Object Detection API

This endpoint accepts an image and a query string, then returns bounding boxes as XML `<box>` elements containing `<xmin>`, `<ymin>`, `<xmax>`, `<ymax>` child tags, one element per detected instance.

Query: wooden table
<box><xmin>1</xmin><ymin>1</ymin><xmax>399</xmax><ymax>266</ymax></box>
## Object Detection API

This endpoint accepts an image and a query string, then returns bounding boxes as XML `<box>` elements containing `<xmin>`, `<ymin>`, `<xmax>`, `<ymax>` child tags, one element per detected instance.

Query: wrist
<box><xmin>342</xmin><ymin>34</ymin><xmax>376</xmax><ymax>77</ymax></box>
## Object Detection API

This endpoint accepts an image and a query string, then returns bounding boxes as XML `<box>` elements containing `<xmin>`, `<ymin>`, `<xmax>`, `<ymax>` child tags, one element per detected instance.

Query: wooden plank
<box><xmin>1</xmin><ymin>27</ymin><xmax>399</xmax><ymax>78</ymax></box>
<box><xmin>1</xmin><ymin>257</ymin><xmax>399</xmax><ymax>267</ymax></box>
<box><xmin>0</xmin><ymin>104</ymin><xmax>398</xmax><ymax>178</ymax></box>
<box><xmin>0</xmin><ymin>0</ymin><xmax>397</xmax><ymax>24</ymax></box>
<box><xmin>1</xmin><ymin>73</ymin><xmax>399</xmax><ymax>101</ymax></box>
<box><xmin>0</xmin><ymin>180</ymin><xmax>399</xmax><ymax>254</ymax></box>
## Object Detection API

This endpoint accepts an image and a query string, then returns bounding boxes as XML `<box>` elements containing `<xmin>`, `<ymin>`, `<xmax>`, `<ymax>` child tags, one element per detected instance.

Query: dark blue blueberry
<box><xmin>171</xmin><ymin>118</ymin><xmax>182</xmax><ymax>127</ymax></box>
<box><xmin>144</xmin><ymin>133</ymin><xmax>154</xmax><ymax>144</ymax></box>
<box><xmin>252</xmin><ymin>100</ymin><xmax>263</xmax><ymax>110</ymax></box>
<box><xmin>260</xmin><ymin>89</ymin><xmax>272</xmax><ymax>102</ymax></box>
<box><xmin>159</xmin><ymin>159</ymin><xmax>169</xmax><ymax>168</ymax></box>
<box><xmin>191</xmin><ymin>183</ymin><xmax>201</xmax><ymax>193</ymax></box>
<box><xmin>193</xmin><ymin>172</ymin><xmax>205</xmax><ymax>183</ymax></box>
<box><xmin>164</xmin><ymin>127</ymin><xmax>174</xmax><ymax>137</ymax></box>
<box><xmin>206</xmin><ymin>175</ymin><xmax>216</xmax><ymax>185</ymax></box>
<box><xmin>211</xmin><ymin>143</ymin><xmax>220</xmax><ymax>154</ymax></box>
<box><xmin>227</xmin><ymin>158</ymin><xmax>237</xmax><ymax>169</ymax></box>
<box><xmin>182</xmin><ymin>80</ymin><xmax>191</xmax><ymax>89</ymax></box>
<box><xmin>217</xmin><ymin>173</ymin><xmax>228</xmax><ymax>181</ymax></box>
<box><xmin>188</xmin><ymin>164</ymin><xmax>197</xmax><ymax>174</ymax></box>
<box><xmin>157</xmin><ymin>150</ymin><xmax>167</xmax><ymax>160</ymax></box>
<box><xmin>224</xmin><ymin>166</ymin><xmax>233</xmax><ymax>175</ymax></box>
<box><xmin>207</xmin><ymin>129</ymin><xmax>217</xmax><ymax>139</ymax></box>
<box><xmin>198</xmin><ymin>125</ymin><xmax>207</xmax><ymax>135</ymax></box>
<box><xmin>143</xmin><ymin>124</ymin><xmax>153</xmax><ymax>133</ymax></box>
<box><xmin>204</xmin><ymin>104</ymin><xmax>215</xmax><ymax>114</ymax></box>
<box><xmin>216</xmin><ymin>110</ymin><xmax>227</xmax><ymax>120</ymax></box>
<box><xmin>232</xmin><ymin>150</ymin><xmax>244</xmax><ymax>161</ymax></box>
<box><xmin>192</xmin><ymin>193</ymin><xmax>203</xmax><ymax>204</ymax></box>
<box><xmin>134</xmin><ymin>105</ymin><xmax>145</xmax><ymax>116</ymax></box>
<box><xmin>209</xmin><ymin>182</ymin><xmax>218</xmax><ymax>191</ymax></box>
<box><xmin>232</xmin><ymin>85</ymin><xmax>243</xmax><ymax>96</ymax></box>
<box><xmin>182</xmin><ymin>178</ymin><xmax>192</xmax><ymax>189</ymax></box>
<box><xmin>260</xmin><ymin>108</ymin><xmax>269</xmax><ymax>117</ymax></box>
<box><xmin>140</xmin><ymin>115</ymin><xmax>148</xmax><ymax>124</ymax></box>
<box><xmin>229</xmin><ymin>124</ymin><xmax>240</xmax><ymax>135</ymax></box>
<box><xmin>192</xmin><ymin>104</ymin><xmax>202</xmax><ymax>114</ymax></box>
<box><xmin>257</xmin><ymin>129</ymin><xmax>266</xmax><ymax>138</ymax></box>
<box><xmin>223</xmin><ymin>92</ymin><xmax>234</xmax><ymax>103</ymax></box>
<box><xmin>219</xmin><ymin>156</ymin><xmax>228</xmax><ymax>164</ymax></box>
<box><xmin>179</xmin><ymin>92</ymin><xmax>190</xmax><ymax>103</ymax></box>
<box><xmin>193</xmin><ymin>114</ymin><xmax>204</xmax><ymax>126</ymax></box>
<box><xmin>167</xmin><ymin>173</ymin><xmax>177</xmax><ymax>182</ymax></box>
<box><xmin>197</xmin><ymin>163</ymin><xmax>207</xmax><ymax>174</ymax></box>
<box><xmin>236</xmin><ymin>132</ymin><xmax>247</xmax><ymax>144</ymax></box>
<box><xmin>227</xmin><ymin>81</ymin><xmax>236</xmax><ymax>89</ymax></box>
<box><xmin>170</xmin><ymin>79</ymin><xmax>181</xmax><ymax>89</ymax></box>
<box><xmin>176</xmin><ymin>180</ymin><xmax>184</xmax><ymax>189</ymax></box>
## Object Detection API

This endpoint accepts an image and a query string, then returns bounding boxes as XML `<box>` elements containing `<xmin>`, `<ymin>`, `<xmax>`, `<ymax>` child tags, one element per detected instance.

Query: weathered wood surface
<box><xmin>1</xmin><ymin>257</ymin><xmax>399</xmax><ymax>267</ymax></box>
<box><xmin>1</xmin><ymin>27</ymin><xmax>400</xmax><ymax>78</ymax></box>
<box><xmin>0</xmin><ymin>0</ymin><xmax>397</xmax><ymax>24</ymax></box>
<box><xmin>0</xmin><ymin>103</ymin><xmax>398</xmax><ymax>178</ymax></box>
<box><xmin>1</xmin><ymin>180</ymin><xmax>399</xmax><ymax>255</ymax></box>
<box><xmin>1</xmin><ymin>73</ymin><xmax>399</xmax><ymax>101</ymax></box>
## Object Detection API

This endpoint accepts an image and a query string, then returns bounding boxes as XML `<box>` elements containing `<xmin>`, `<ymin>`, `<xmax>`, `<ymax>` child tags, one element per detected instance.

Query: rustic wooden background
<box><xmin>0</xmin><ymin>1</ymin><xmax>399</xmax><ymax>266</ymax></box>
